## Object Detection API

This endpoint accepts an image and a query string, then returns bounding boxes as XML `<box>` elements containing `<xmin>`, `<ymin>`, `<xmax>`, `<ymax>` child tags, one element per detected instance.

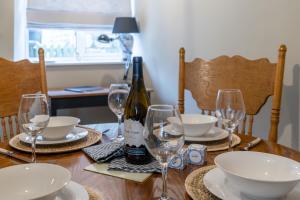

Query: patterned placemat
<box><xmin>86</xmin><ymin>186</ymin><xmax>104</xmax><ymax>200</ymax></box>
<box><xmin>185</xmin><ymin>165</ymin><xmax>220</xmax><ymax>200</ymax></box>
<box><xmin>207</xmin><ymin>134</ymin><xmax>241</xmax><ymax>152</ymax></box>
<box><xmin>109</xmin><ymin>157</ymin><xmax>161</xmax><ymax>173</ymax></box>
<box><xmin>8</xmin><ymin>128</ymin><xmax>101</xmax><ymax>154</ymax></box>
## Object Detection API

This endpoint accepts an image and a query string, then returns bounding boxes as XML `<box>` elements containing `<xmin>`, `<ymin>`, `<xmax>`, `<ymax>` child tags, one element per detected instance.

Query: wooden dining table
<box><xmin>0</xmin><ymin>123</ymin><xmax>299</xmax><ymax>200</ymax></box>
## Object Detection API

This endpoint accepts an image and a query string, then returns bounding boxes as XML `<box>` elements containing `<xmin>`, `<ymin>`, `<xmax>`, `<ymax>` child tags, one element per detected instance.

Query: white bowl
<box><xmin>181</xmin><ymin>114</ymin><xmax>217</xmax><ymax>137</ymax></box>
<box><xmin>0</xmin><ymin>163</ymin><xmax>71</xmax><ymax>200</ymax></box>
<box><xmin>43</xmin><ymin>116</ymin><xmax>80</xmax><ymax>140</ymax></box>
<box><xmin>215</xmin><ymin>151</ymin><xmax>300</xmax><ymax>199</ymax></box>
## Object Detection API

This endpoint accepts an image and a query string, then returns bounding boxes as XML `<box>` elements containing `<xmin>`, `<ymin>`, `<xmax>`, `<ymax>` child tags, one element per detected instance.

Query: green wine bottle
<box><xmin>124</xmin><ymin>56</ymin><xmax>152</xmax><ymax>164</ymax></box>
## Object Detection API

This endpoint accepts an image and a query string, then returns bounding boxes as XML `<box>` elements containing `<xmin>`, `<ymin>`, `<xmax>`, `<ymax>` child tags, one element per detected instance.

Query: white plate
<box><xmin>203</xmin><ymin>167</ymin><xmax>300</xmax><ymax>200</ymax></box>
<box><xmin>185</xmin><ymin>127</ymin><xmax>229</xmax><ymax>142</ymax></box>
<box><xmin>55</xmin><ymin>181</ymin><xmax>89</xmax><ymax>200</ymax></box>
<box><xmin>0</xmin><ymin>163</ymin><xmax>71</xmax><ymax>200</ymax></box>
<box><xmin>19</xmin><ymin>127</ymin><xmax>88</xmax><ymax>145</ymax></box>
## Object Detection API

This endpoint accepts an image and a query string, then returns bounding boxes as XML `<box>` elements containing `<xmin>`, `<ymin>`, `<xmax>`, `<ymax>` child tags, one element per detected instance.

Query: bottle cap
<box><xmin>133</xmin><ymin>56</ymin><xmax>143</xmax><ymax>63</ymax></box>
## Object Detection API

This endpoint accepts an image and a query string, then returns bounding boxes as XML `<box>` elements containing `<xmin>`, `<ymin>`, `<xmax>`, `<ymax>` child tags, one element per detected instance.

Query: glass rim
<box><xmin>109</xmin><ymin>84</ymin><xmax>129</xmax><ymax>90</ymax></box>
<box><xmin>109</xmin><ymin>83</ymin><xmax>129</xmax><ymax>87</ymax></box>
<box><xmin>21</xmin><ymin>94</ymin><xmax>47</xmax><ymax>98</ymax></box>
<box><xmin>148</xmin><ymin>104</ymin><xmax>176</xmax><ymax>112</ymax></box>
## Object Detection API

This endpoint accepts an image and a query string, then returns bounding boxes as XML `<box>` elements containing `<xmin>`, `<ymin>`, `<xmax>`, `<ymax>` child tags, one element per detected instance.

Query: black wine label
<box><xmin>126</xmin><ymin>146</ymin><xmax>147</xmax><ymax>156</ymax></box>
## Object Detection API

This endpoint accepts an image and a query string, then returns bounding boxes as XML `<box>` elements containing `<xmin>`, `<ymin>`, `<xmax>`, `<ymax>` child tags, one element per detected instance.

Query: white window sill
<box><xmin>45</xmin><ymin>60</ymin><xmax>124</xmax><ymax>66</ymax></box>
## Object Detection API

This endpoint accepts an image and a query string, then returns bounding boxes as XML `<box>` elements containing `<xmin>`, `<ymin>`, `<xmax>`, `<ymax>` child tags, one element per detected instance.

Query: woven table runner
<box><xmin>185</xmin><ymin>165</ymin><xmax>220</xmax><ymax>200</ymax></box>
<box><xmin>86</xmin><ymin>187</ymin><xmax>104</xmax><ymax>200</ymax></box>
<box><xmin>9</xmin><ymin>128</ymin><xmax>101</xmax><ymax>154</ymax></box>
<box><xmin>206</xmin><ymin>134</ymin><xmax>241</xmax><ymax>152</ymax></box>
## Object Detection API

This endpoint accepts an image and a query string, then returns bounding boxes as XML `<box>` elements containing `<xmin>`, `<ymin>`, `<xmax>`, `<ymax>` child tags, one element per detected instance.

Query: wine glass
<box><xmin>108</xmin><ymin>84</ymin><xmax>129</xmax><ymax>141</ymax></box>
<box><xmin>216</xmin><ymin>89</ymin><xmax>246</xmax><ymax>151</ymax></box>
<box><xmin>18</xmin><ymin>94</ymin><xmax>50</xmax><ymax>163</ymax></box>
<box><xmin>143</xmin><ymin>105</ymin><xmax>185</xmax><ymax>200</ymax></box>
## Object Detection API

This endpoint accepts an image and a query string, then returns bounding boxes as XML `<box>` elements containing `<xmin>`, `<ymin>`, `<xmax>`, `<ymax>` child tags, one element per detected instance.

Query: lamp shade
<box><xmin>112</xmin><ymin>17</ymin><xmax>139</xmax><ymax>33</ymax></box>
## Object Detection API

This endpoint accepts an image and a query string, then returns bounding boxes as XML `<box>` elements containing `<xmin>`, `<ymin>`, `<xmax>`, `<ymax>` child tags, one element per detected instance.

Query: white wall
<box><xmin>47</xmin><ymin>64</ymin><xmax>125</xmax><ymax>124</ymax></box>
<box><xmin>14</xmin><ymin>0</ymin><xmax>26</xmax><ymax>60</ymax></box>
<box><xmin>0</xmin><ymin>0</ymin><xmax>14</xmax><ymax>59</ymax></box>
<box><xmin>134</xmin><ymin>0</ymin><xmax>300</xmax><ymax>149</ymax></box>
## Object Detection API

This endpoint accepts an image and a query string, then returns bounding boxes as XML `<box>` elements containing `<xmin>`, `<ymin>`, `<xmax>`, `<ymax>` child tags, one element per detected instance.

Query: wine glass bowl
<box><xmin>108</xmin><ymin>84</ymin><xmax>129</xmax><ymax>141</ymax></box>
<box><xmin>143</xmin><ymin>105</ymin><xmax>184</xmax><ymax>200</ymax></box>
<box><xmin>18</xmin><ymin>94</ymin><xmax>50</xmax><ymax>163</ymax></box>
<box><xmin>215</xmin><ymin>89</ymin><xmax>246</xmax><ymax>150</ymax></box>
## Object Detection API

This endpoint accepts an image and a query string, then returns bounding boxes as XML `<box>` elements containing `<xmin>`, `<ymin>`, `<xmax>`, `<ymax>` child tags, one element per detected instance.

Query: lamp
<box><xmin>98</xmin><ymin>17</ymin><xmax>139</xmax><ymax>81</ymax></box>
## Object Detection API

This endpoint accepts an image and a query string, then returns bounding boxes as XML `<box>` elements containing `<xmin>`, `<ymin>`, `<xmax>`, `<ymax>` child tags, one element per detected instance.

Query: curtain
<box><xmin>27</xmin><ymin>0</ymin><xmax>132</xmax><ymax>28</ymax></box>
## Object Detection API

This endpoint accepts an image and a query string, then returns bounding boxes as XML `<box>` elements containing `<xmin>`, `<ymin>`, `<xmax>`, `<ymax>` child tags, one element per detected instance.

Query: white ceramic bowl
<box><xmin>43</xmin><ymin>116</ymin><xmax>80</xmax><ymax>140</ymax></box>
<box><xmin>181</xmin><ymin>114</ymin><xmax>217</xmax><ymax>137</ymax></box>
<box><xmin>215</xmin><ymin>151</ymin><xmax>300</xmax><ymax>199</ymax></box>
<box><xmin>0</xmin><ymin>163</ymin><xmax>71</xmax><ymax>200</ymax></box>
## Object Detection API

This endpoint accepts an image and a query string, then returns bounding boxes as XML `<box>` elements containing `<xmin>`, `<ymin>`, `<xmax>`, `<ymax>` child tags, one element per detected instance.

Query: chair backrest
<box><xmin>178</xmin><ymin>45</ymin><xmax>286</xmax><ymax>143</ymax></box>
<box><xmin>0</xmin><ymin>48</ymin><xmax>47</xmax><ymax>142</ymax></box>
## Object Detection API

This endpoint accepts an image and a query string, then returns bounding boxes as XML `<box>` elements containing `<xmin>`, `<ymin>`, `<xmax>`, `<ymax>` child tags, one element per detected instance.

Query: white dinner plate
<box><xmin>55</xmin><ymin>181</ymin><xmax>89</xmax><ymax>200</ymax></box>
<box><xmin>19</xmin><ymin>127</ymin><xmax>88</xmax><ymax>145</ymax></box>
<box><xmin>0</xmin><ymin>163</ymin><xmax>71</xmax><ymax>200</ymax></box>
<box><xmin>185</xmin><ymin>127</ymin><xmax>229</xmax><ymax>142</ymax></box>
<box><xmin>203</xmin><ymin>167</ymin><xmax>300</xmax><ymax>200</ymax></box>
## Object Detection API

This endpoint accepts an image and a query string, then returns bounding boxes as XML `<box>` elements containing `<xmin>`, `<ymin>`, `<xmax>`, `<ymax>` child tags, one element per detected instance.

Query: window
<box><xmin>26</xmin><ymin>0</ymin><xmax>131</xmax><ymax>64</ymax></box>
<box><xmin>28</xmin><ymin>28</ymin><xmax>122</xmax><ymax>63</ymax></box>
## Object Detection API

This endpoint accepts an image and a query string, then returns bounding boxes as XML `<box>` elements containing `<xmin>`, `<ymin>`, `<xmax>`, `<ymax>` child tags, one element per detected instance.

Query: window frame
<box><xmin>26</xmin><ymin>25</ymin><xmax>124</xmax><ymax>65</ymax></box>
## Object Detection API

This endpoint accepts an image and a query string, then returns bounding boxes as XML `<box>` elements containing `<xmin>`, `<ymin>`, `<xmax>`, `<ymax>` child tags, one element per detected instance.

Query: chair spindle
<box><xmin>1</xmin><ymin>118</ymin><xmax>7</xmax><ymax>142</ymax></box>
<box><xmin>248</xmin><ymin>115</ymin><xmax>254</xmax><ymax>137</ymax></box>
<box><xmin>8</xmin><ymin>116</ymin><xmax>14</xmax><ymax>139</ymax></box>
<box><xmin>241</xmin><ymin>116</ymin><xmax>247</xmax><ymax>135</ymax></box>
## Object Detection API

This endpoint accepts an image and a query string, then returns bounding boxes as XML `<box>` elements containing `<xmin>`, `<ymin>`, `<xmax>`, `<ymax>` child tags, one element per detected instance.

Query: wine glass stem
<box><xmin>31</xmin><ymin>134</ymin><xmax>37</xmax><ymax>163</ymax></box>
<box><xmin>227</xmin><ymin>128</ymin><xmax>234</xmax><ymax>151</ymax></box>
<box><xmin>117</xmin><ymin>114</ymin><xmax>122</xmax><ymax>138</ymax></box>
<box><xmin>161</xmin><ymin>162</ymin><xmax>169</xmax><ymax>199</ymax></box>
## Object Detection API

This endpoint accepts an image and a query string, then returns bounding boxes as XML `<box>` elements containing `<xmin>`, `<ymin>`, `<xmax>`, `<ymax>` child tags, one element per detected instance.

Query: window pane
<box><xmin>29</xmin><ymin>29</ymin><xmax>76</xmax><ymax>61</ymax></box>
<box><xmin>28</xmin><ymin>28</ymin><xmax>122</xmax><ymax>63</ymax></box>
<box><xmin>76</xmin><ymin>30</ymin><xmax>122</xmax><ymax>61</ymax></box>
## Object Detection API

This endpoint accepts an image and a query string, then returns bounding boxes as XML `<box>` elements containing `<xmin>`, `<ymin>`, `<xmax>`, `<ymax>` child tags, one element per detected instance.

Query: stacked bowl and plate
<box><xmin>204</xmin><ymin>151</ymin><xmax>300</xmax><ymax>199</ymax></box>
<box><xmin>1</xmin><ymin>116</ymin><xmax>91</xmax><ymax>199</ymax></box>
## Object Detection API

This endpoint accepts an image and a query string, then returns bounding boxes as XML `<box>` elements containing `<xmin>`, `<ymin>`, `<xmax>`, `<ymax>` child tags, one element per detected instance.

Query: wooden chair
<box><xmin>0</xmin><ymin>48</ymin><xmax>47</xmax><ymax>142</ymax></box>
<box><xmin>178</xmin><ymin>45</ymin><xmax>287</xmax><ymax>143</ymax></box>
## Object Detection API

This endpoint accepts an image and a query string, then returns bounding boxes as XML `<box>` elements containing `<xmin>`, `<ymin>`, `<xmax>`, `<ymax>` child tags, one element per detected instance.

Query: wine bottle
<box><xmin>124</xmin><ymin>56</ymin><xmax>152</xmax><ymax>164</ymax></box>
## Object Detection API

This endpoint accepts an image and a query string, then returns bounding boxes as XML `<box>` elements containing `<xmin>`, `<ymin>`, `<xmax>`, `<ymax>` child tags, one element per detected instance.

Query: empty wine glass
<box><xmin>216</xmin><ymin>89</ymin><xmax>246</xmax><ymax>151</ymax></box>
<box><xmin>108</xmin><ymin>84</ymin><xmax>129</xmax><ymax>141</ymax></box>
<box><xmin>18</xmin><ymin>94</ymin><xmax>50</xmax><ymax>163</ymax></box>
<box><xmin>143</xmin><ymin>105</ymin><xmax>185</xmax><ymax>200</ymax></box>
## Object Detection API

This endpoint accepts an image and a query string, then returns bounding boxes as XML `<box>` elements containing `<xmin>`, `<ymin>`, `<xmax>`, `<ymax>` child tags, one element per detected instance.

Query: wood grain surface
<box><xmin>0</xmin><ymin>125</ymin><xmax>299</xmax><ymax>200</ymax></box>
<box><xmin>0</xmin><ymin>48</ymin><xmax>47</xmax><ymax>142</ymax></box>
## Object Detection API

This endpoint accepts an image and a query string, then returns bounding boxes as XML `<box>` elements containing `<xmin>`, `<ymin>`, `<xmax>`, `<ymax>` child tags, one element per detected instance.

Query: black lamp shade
<box><xmin>112</xmin><ymin>17</ymin><xmax>139</xmax><ymax>33</ymax></box>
